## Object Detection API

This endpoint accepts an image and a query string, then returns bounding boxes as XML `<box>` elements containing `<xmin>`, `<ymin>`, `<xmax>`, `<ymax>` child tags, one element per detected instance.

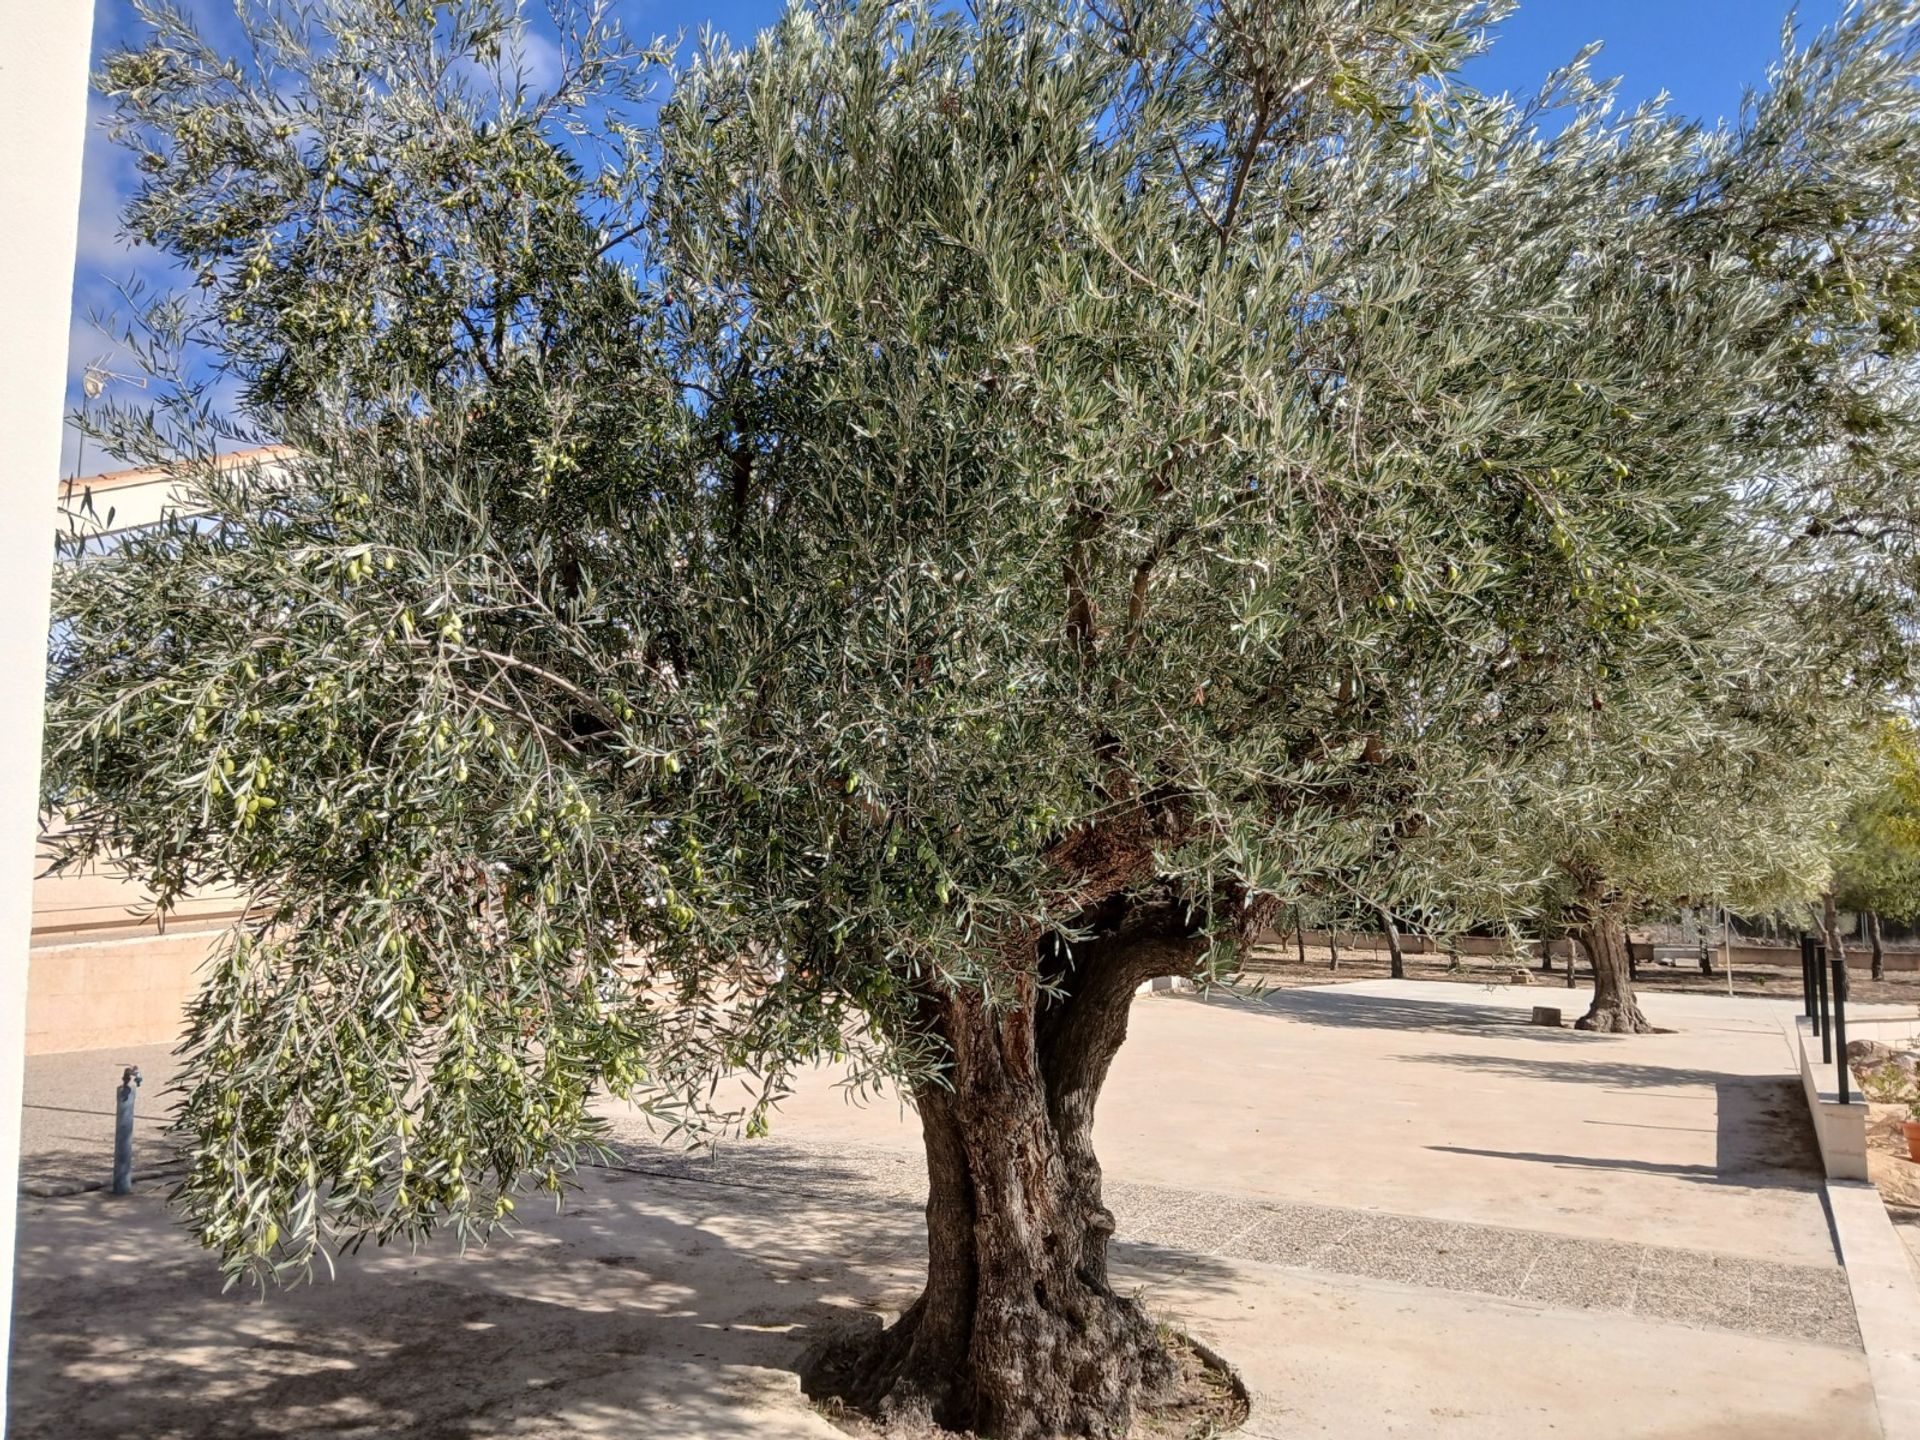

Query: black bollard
<box><xmin>1817</xmin><ymin>945</ymin><xmax>1832</xmax><ymax>1067</ymax></box>
<box><xmin>1833</xmin><ymin>956</ymin><xmax>1850</xmax><ymax>1106</ymax></box>
<box><xmin>1801</xmin><ymin>933</ymin><xmax>1817</xmax><ymax>1026</ymax></box>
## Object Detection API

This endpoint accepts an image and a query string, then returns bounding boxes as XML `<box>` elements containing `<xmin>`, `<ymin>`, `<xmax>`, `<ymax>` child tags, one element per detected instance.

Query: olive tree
<box><xmin>49</xmin><ymin>0</ymin><xmax>1920</xmax><ymax>1433</ymax></box>
<box><xmin>1464</xmin><ymin>623</ymin><xmax>1878</xmax><ymax>1031</ymax></box>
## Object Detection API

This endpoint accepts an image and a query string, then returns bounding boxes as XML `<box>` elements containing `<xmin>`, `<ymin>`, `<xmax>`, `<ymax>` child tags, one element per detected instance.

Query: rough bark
<box><xmin>1327</xmin><ymin>927</ymin><xmax>1340</xmax><ymax>971</ymax></box>
<box><xmin>1574</xmin><ymin>893</ymin><xmax>1653</xmax><ymax>1034</ymax></box>
<box><xmin>1293</xmin><ymin>908</ymin><xmax>1307</xmax><ymax>968</ymax></box>
<box><xmin>1380</xmin><ymin>906</ymin><xmax>1405</xmax><ymax>980</ymax></box>
<box><xmin>1869</xmin><ymin>909</ymin><xmax>1885</xmax><ymax>982</ymax></box>
<box><xmin>824</xmin><ymin>909</ymin><xmax>1207</xmax><ymax>1437</ymax></box>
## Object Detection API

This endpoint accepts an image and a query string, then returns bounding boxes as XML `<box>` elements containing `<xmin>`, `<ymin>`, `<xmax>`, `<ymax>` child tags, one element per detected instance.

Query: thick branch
<box><xmin>1037</xmin><ymin>898</ymin><xmax>1206</xmax><ymax>1109</ymax></box>
<box><xmin>1063</xmin><ymin>501</ymin><xmax>1104</xmax><ymax>656</ymax></box>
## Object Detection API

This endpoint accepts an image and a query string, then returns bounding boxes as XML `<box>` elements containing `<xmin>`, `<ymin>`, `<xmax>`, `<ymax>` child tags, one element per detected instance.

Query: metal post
<box><xmin>111</xmin><ymin>1065</ymin><xmax>141</xmax><ymax>1195</ymax></box>
<box><xmin>1817</xmin><ymin>942</ymin><xmax>1832</xmax><ymax>1066</ymax></box>
<box><xmin>1832</xmin><ymin>956</ymin><xmax>1850</xmax><ymax>1106</ymax></box>
<box><xmin>1802</xmin><ymin>933</ymin><xmax>1817</xmax><ymax>1025</ymax></box>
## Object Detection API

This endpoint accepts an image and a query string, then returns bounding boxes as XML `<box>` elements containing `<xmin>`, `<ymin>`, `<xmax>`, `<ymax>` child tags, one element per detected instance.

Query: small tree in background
<box><xmin>1526</xmin><ymin>688</ymin><xmax>1871</xmax><ymax>1032</ymax></box>
<box><xmin>1405</xmin><ymin>532</ymin><xmax>1892</xmax><ymax>1031</ymax></box>
<box><xmin>1835</xmin><ymin>720</ymin><xmax>1920</xmax><ymax>978</ymax></box>
<box><xmin>48</xmin><ymin>0</ymin><xmax>1920</xmax><ymax>1432</ymax></box>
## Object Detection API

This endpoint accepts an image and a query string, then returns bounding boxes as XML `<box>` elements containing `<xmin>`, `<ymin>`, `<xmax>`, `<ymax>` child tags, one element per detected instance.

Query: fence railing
<box><xmin>1802</xmin><ymin>933</ymin><xmax>1818</xmax><ymax>1032</ymax></box>
<box><xmin>1802</xmin><ymin>932</ymin><xmax>1851</xmax><ymax>1105</ymax></box>
<box><xmin>1832</xmin><ymin>949</ymin><xmax>1850</xmax><ymax>1106</ymax></box>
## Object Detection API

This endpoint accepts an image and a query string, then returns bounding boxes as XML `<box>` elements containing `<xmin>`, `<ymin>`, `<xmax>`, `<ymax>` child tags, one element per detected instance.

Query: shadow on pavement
<box><xmin>1176</xmin><ymin>985</ymin><xmax>1600</xmax><ymax>1042</ymax></box>
<box><xmin>7</xmin><ymin>1159</ymin><xmax>1240</xmax><ymax>1439</ymax></box>
<box><xmin>1426</xmin><ymin>1074</ymin><xmax>1822</xmax><ymax>1191</ymax></box>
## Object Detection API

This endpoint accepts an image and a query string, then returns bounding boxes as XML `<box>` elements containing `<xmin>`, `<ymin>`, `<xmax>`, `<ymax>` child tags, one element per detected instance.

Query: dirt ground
<box><xmin>1239</xmin><ymin>938</ymin><xmax>1920</xmax><ymax>1009</ymax></box>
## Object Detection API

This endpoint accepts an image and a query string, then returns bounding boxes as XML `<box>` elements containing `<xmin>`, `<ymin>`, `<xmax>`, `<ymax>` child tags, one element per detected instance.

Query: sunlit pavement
<box><xmin>9</xmin><ymin>980</ymin><xmax>1889</xmax><ymax>1438</ymax></box>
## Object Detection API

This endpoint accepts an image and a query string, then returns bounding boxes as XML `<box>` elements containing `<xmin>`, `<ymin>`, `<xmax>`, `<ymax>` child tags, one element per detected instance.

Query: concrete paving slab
<box><xmin>1516</xmin><ymin>1238</ymin><xmax>1644</xmax><ymax>1313</ymax></box>
<box><xmin>603</xmin><ymin>1130</ymin><xmax>1858</xmax><ymax>1346</ymax></box>
<box><xmin>1151</xmin><ymin>1252</ymin><xmax>1881</xmax><ymax>1440</ymax></box>
<box><xmin>690</xmin><ymin>980</ymin><xmax>1843</xmax><ymax>1267</ymax></box>
<box><xmin>31</xmin><ymin>983</ymin><xmax>1841</xmax><ymax>1266</ymax></box>
<box><xmin>1314</xmin><ymin>1209</ymin><xmax>1541</xmax><ymax>1293</ymax></box>
<box><xmin>1218</xmin><ymin>1202</ymin><xmax>1360</xmax><ymax>1267</ymax></box>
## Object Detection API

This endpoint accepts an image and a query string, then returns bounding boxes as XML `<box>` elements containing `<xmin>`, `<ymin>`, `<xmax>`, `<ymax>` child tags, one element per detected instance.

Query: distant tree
<box><xmin>1371</xmin><ymin>524</ymin><xmax>1901</xmax><ymax>1030</ymax></box>
<box><xmin>1496</xmin><ymin>654</ymin><xmax>1875</xmax><ymax>1031</ymax></box>
<box><xmin>1834</xmin><ymin>720</ymin><xmax>1920</xmax><ymax>979</ymax></box>
<box><xmin>48</xmin><ymin>1</ymin><xmax>1920</xmax><ymax>1433</ymax></box>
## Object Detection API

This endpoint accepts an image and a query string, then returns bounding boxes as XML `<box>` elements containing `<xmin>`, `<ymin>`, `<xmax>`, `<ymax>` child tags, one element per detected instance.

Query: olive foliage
<box><xmin>50</xmin><ymin>0</ymin><xmax>1920</xmax><ymax>1282</ymax></box>
<box><xmin>1834</xmin><ymin>719</ymin><xmax>1920</xmax><ymax>925</ymax></box>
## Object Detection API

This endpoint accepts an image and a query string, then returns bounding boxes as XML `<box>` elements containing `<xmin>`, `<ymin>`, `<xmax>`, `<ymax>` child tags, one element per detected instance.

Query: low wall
<box><xmin>1792</xmin><ymin>1013</ymin><xmax>1873</xmax><ymax>1180</ymax></box>
<box><xmin>1787</xmin><ymin>1010</ymin><xmax>1920</xmax><ymax>1182</ymax></box>
<box><xmin>27</xmin><ymin>860</ymin><xmax>242</xmax><ymax>1056</ymax></box>
<box><xmin>1278</xmin><ymin>930</ymin><xmax>1550</xmax><ymax>959</ymax></box>
<box><xmin>26</xmin><ymin>928</ymin><xmax>221</xmax><ymax>1056</ymax></box>
<box><xmin>1269</xmin><ymin>932</ymin><xmax>1920</xmax><ymax>973</ymax></box>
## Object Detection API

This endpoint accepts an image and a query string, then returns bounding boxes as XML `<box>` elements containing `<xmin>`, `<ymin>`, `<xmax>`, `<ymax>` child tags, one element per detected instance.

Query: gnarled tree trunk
<box><xmin>827</xmin><ymin>905</ymin><xmax>1209</xmax><ymax>1437</ymax></box>
<box><xmin>1573</xmin><ymin>881</ymin><xmax>1652</xmax><ymax>1034</ymax></box>
<box><xmin>1869</xmin><ymin>909</ymin><xmax>1885</xmax><ymax>982</ymax></box>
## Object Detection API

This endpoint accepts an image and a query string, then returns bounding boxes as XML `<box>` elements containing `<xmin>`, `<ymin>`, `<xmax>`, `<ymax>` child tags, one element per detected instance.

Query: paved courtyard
<box><xmin>9</xmin><ymin>980</ymin><xmax>1889</xmax><ymax>1438</ymax></box>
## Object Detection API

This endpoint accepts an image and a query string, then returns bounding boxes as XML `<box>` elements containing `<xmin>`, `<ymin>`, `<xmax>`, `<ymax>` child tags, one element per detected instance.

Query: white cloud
<box><xmin>71</xmin><ymin>95</ymin><xmax>144</xmax><ymax>277</ymax></box>
<box><xmin>508</xmin><ymin>17</ymin><xmax>566</xmax><ymax>95</ymax></box>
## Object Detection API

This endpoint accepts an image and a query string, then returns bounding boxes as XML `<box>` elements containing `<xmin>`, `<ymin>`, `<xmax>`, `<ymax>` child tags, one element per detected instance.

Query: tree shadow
<box><xmin>1425</xmin><ymin>1075</ymin><xmax>1822</xmax><ymax>1191</ymax></box>
<box><xmin>1170</xmin><ymin>985</ymin><xmax>1600</xmax><ymax>1042</ymax></box>
<box><xmin>1404</xmin><ymin>1049</ymin><xmax>1757</xmax><ymax>1092</ymax></box>
<box><xmin>8</xmin><ymin>1158</ymin><xmax>1241</xmax><ymax>1439</ymax></box>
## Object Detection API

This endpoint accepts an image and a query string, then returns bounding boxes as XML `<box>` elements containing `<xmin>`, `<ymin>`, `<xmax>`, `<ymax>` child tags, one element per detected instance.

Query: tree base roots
<box><xmin>1575</xmin><ymin>1003</ymin><xmax>1657</xmax><ymax>1034</ymax></box>
<box><xmin>801</xmin><ymin>1297</ymin><xmax>1244</xmax><ymax>1440</ymax></box>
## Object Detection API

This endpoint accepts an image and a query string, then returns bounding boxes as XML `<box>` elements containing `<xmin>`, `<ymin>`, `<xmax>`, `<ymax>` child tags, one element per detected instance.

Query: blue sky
<box><xmin>62</xmin><ymin>0</ymin><xmax>1842</xmax><ymax>474</ymax></box>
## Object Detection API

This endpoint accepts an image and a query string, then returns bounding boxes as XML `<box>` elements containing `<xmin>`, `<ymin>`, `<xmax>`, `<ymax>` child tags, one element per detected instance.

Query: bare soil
<box><xmin>802</xmin><ymin>1324</ymin><xmax>1247</xmax><ymax>1440</ymax></box>
<box><xmin>1865</xmin><ymin>1103</ymin><xmax>1920</xmax><ymax>1199</ymax></box>
<box><xmin>1237</xmin><ymin>939</ymin><xmax>1920</xmax><ymax>1008</ymax></box>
